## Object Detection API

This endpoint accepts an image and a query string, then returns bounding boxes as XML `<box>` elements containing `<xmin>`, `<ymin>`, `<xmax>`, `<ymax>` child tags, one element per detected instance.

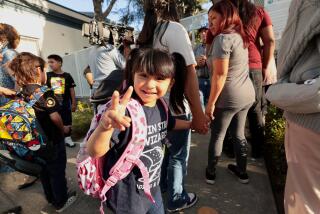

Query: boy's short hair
<box><xmin>47</xmin><ymin>54</ymin><xmax>63</xmax><ymax>64</ymax></box>
<box><xmin>9</xmin><ymin>52</ymin><xmax>44</xmax><ymax>86</ymax></box>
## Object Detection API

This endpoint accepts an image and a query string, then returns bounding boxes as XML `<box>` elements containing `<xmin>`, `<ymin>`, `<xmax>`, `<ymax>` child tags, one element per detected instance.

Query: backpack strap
<box><xmin>98</xmin><ymin>98</ymin><xmax>154</xmax><ymax>212</ymax></box>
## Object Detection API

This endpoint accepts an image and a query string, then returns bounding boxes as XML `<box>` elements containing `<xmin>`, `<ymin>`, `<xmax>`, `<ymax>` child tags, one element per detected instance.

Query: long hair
<box><xmin>137</xmin><ymin>0</ymin><xmax>180</xmax><ymax>48</ymax></box>
<box><xmin>0</xmin><ymin>23</ymin><xmax>20</xmax><ymax>49</ymax></box>
<box><xmin>9</xmin><ymin>52</ymin><xmax>43</xmax><ymax>86</ymax></box>
<box><xmin>228</xmin><ymin>0</ymin><xmax>257</xmax><ymax>27</ymax></box>
<box><xmin>122</xmin><ymin>48</ymin><xmax>186</xmax><ymax>114</ymax></box>
<box><xmin>208</xmin><ymin>1</ymin><xmax>249</xmax><ymax>47</ymax></box>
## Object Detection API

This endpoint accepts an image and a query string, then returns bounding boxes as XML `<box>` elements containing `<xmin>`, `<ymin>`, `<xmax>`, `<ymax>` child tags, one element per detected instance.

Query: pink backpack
<box><xmin>77</xmin><ymin>98</ymin><xmax>168</xmax><ymax>214</ymax></box>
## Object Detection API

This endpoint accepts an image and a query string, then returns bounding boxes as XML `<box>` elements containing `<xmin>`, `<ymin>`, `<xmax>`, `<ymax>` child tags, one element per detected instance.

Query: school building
<box><xmin>0</xmin><ymin>0</ymin><xmax>93</xmax><ymax>97</ymax></box>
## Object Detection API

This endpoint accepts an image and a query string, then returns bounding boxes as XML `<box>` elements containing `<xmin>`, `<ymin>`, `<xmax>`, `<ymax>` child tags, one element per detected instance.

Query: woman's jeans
<box><xmin>198</xmin><ymin>78</ymin><xmax>211</xmax><ymax>110</ymax></box>
<box><xmin>207</xmin><ymin>105</ymin><xmax>251</xmax><ymax>174</ymax></box>
<box><xmin>161</xmin><ymin>114</ymin><xmax>191</xmax><ymax>210</ymax></box>
<box><xmin>248</xmin><ymin>70</ymin><xmax>265</xmax><ymax>157</ymax></box>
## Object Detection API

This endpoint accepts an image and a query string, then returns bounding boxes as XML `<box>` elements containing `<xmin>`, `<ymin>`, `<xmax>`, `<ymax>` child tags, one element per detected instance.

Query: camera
<box><xmin>82</xmin><ymin>20</ymin><xmax>134</xmax><ymax>46</ymax></box>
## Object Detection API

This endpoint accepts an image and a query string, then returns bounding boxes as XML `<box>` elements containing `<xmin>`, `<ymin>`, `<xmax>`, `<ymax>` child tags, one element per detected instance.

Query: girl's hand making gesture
<box><xmin>99</xmin><ymin>86</ymin><xmax>133</xmax><ymax>132</ymax></box>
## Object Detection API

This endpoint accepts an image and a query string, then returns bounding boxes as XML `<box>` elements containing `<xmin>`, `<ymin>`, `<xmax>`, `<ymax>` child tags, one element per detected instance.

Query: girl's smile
<box><xmin>134</xmin><ymin>72</ymin><xmax>172</xmax><ymax>107</ymax></box>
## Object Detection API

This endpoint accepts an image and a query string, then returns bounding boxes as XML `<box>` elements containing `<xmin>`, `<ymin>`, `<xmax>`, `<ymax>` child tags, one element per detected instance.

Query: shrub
<box><xmin>72</xmin><ymin>101</ymin><xmax>94</xmax><ymax>141</ymax></box>
<box><xmin>264</xmin><ymin>105</ymin><xmax>287</xmax><ymax>214</ymax></box>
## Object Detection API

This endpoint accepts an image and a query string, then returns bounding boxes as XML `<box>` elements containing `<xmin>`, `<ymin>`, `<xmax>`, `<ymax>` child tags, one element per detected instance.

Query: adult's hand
<box><xmin>0</xmin><ymin>86</ymin><xmax>16</xmax><ymax>98</ymax></box>
<box><xmin>191</xmin><ymin>111</ymin><xmax>210</xmax><ymax>134</ymax></box>
<box><xmin>205</xmin><ymin>103</ymin><xmax>215</xmax><ymax>121</ymax></box>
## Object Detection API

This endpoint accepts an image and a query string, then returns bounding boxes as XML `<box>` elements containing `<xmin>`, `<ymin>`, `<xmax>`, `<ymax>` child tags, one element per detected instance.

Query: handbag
<box><xmin>266</xmin><ymin>75</ymin><xmax>320</xmax><ymax>114</ymax></box>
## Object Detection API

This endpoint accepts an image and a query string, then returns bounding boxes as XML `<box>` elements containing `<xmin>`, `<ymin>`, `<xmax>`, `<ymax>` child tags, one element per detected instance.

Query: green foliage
<box><xmin>72</xmin><ymin>101</ymin><xmax>94</xmax><ymax>141</ymax></box>
<box><xmin>265</xmin><ymin>105</ymin><xmax>285</xmax><ymax>143</ymax></box>
<box><xmin>264</xmin><ymin>105</ymin><xmax>287</xmax><ymax>213</ymax></box>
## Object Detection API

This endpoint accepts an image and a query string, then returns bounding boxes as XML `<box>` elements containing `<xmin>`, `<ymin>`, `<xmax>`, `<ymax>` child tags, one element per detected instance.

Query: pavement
<box><xmin>0</xmin><ymin>133</ymin><xmax>277</xmax><ymax>214</ymax></box>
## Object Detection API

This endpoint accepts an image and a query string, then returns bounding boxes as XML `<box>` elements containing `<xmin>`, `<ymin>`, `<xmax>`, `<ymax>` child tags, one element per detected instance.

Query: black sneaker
<box><xmin>55</xmin><ymin>191</ymin><xmax>77</xmax><ymax>213</ymax></box>
<box><xmin>167</xmin><ymin>193</ymin><xmax>198</xmax><ymax>213</ymax></box>
<box><xmin>205</xmin><ymin>168</ymin><xmax>216</xmax><ymax>185</ymax></box>
<box><xmin>227</xmin><ymin>164</ymin><xmax>249</xmax><ymax>184</ymax></box>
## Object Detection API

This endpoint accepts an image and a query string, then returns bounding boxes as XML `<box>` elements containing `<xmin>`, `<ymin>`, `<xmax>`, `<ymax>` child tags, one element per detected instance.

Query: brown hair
<box><xmin>0</xmin><ymin>23</ymin><xmax>20</xmax><ymax>49</ymax></box>
<box><xmin>137</xmin><ymin>0</ymin><xmax>180</xmax><ymax>47</ymax></box>
<box><xmin>9</xmin><ymin>52</ymin><xmax>43</xmax><ymax>86</ymax></box>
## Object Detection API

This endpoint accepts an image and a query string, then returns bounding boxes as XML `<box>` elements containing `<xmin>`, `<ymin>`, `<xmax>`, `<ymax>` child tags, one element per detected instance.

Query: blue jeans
<box><xmin>198</xmin><ymin>78</ymin><xmax>211</xmax><ymax>110</ymax></box>
<box><xmin>161</xmin><ymin>114</ymin><xmax>191</xmax><ymax>210</ymax></box>
<box><xmin>147</xmin><ymin>188</ymin><xmax>165</xmax><ymax>214</ymax></box>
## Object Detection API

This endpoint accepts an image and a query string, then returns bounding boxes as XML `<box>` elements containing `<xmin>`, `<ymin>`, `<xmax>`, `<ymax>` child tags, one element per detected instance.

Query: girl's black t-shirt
<box><xmin>103</xmin><ymin>100</ymin><xmax>175</xmax><ymax>213</ymax></box>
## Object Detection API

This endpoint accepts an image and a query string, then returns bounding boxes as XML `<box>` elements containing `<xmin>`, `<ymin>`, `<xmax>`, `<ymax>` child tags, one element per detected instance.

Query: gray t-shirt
<box><xmin>88</xmin><ymin>44</ymin><xmax>125</xmax><ymax>92</ymax></box>
<box><xmin>210</xmin><ymin>33</ymin><xmax>255</xmax><ymax>108</ymax></box>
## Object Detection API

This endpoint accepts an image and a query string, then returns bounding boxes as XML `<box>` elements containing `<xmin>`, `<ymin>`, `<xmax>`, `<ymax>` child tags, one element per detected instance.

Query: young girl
<box><xmin>86</xmin><ymin>48</ymin><xmax>191</xmax><ymax>214</ymax></box>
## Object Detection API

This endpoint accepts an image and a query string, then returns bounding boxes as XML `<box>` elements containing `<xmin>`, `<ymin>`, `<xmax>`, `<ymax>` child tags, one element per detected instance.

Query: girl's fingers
<box><xmin>110</xmin><ymin>91</ymin><xmax>120</xmax><ymax>110</ymax></box>
<box><xmin>108</xmin><ymin>112</ymin><xmax>131</xmax><ymax>128</ymax></box>
<box><xmin>120</xmin><ymin>86</ymin><xmax>133</xmax><ymax>106</ymax></box>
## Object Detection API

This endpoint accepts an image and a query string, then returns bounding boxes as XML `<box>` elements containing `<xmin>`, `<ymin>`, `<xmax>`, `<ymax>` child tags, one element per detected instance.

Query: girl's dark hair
<box><xmin>228</xmin><ymin>0</ymin><xmax>257</xmax><ymax>28</ymax></box>
<box><xmin>9</xmin><ymin>52</ymin><xmax>43</xmax><ymax>86</ymax></box>
<box><xmin>123</xmin><ymin>48</ymin><xmax>186</xmax><ymax>114</ymax></box>
<box><xmin>137</xmin><ymin>0</ymin><xmax>180</xmax><ymax>48</ymax></box>
<box><xmin>208</xmin><ymin>1</ymin><xmax>249</xmax><ymax>47</ymax></box>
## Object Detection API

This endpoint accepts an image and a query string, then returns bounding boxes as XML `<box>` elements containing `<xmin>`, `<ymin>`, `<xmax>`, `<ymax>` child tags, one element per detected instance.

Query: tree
<box><xmin>115</xmin><ymin>0</ymin><xmax>206</xmax><ymax>25</ymax></box>
<box><xmin>92</xmin><ymin>0</ymin><xmax>118</xmax><ymax>21</ymax></box>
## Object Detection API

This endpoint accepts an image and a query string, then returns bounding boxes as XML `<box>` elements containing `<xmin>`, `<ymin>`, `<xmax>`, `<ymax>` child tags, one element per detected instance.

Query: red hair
<box><xmin>208</xmin><ymin>1</ymin><xmax>248</xmax><ymax>47</ymax></box>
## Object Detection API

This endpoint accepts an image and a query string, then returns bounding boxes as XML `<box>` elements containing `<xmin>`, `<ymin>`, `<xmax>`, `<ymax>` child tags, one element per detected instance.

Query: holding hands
<box><xmin>98</xmin><ymin>86</ymin><xmax>133</xmax><ymax>132</ymax></box>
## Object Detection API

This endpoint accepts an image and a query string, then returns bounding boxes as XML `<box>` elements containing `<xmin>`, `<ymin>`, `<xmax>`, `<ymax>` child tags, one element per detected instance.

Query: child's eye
<box><xmin>156</xmin><ymin>76</ymin><xmax>166</xmax><ymax>81</ymax></box>
<box><xmin>138</xmin><ymin>73</ymin><xmax>148</xmax><ymax>78</ymax></box>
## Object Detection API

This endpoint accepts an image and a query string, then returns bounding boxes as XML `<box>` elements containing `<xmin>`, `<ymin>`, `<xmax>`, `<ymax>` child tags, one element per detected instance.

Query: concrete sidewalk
<box><xmin>0</xmin><ymin>133</ymin><xmax>277</xmax><ymax>214</ymax></box>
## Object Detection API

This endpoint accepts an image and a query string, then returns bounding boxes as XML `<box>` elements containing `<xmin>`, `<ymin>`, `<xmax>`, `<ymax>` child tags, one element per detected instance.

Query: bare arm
<box><xmin>87</xmin><ymin>88</ymin><xmax>133</xmax><ymax>158</ymax></box>
<box><xmin>0</xmin><ymin>86</ymin><xmax>16</xmax><ymax>97</ymax></box>
<box><xmin>205</xmin><ymin>58</ymin><xmax>229</xmax><ymax>119</ymax></box>
<box><xmin>70</xmin><ymin>87</ymin><xmax>76</xmax><ymax>112</ymax></box>
<box><xmin>49</xmin><ymin>112</ymin><xmax>65</xmax><ymax>135</ymax></box>
<box><xmin>185</xmin><ymin>64</ymin><xmax>209</xmax><ymax>134</ymax></box>
<box><xmin>260</xmin><ymin>25</ymin><xmax>276</xmax><ymax>80</ymax></box>
<box><xmin>87</xmin><ymin>122</ymin><xmax>114</xmax><ymax>158</ymax></box>
<box><xmin>174</xmin><ymin>119</ymin><xmax>191</xmax><ymax>130</ymax></box>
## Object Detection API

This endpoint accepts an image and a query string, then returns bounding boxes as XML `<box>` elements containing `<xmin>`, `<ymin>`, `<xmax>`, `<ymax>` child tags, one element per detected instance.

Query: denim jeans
<box><xmin>198</xmin><ymin>78</ymin><xmax>211</xmax><ymax>110</ymax></box>
<box><xmin>161</xmin><ymin>114</ymin><xmax>191</xmax><ymax>210</ymax></box>
<box><xmin>247</xmin><ymin>70</ymin><xmax>265</xmax><ymax>157</ymax></box>
<box><xmin>147</xmin><ymin>188</ymin><xmax>165</xmax><ymax>214</ymax></box>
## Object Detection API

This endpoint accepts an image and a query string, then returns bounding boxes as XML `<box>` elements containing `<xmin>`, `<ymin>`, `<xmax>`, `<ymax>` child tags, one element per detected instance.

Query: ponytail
<box><xmin>170</xmin><ymin>52</ymin><xmax>187</xmax><ymax>114</ymax></box>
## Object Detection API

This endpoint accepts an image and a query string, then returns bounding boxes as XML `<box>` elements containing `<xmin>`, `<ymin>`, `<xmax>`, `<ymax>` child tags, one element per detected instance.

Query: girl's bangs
<box><xmin>134</xmin><ymin>49</ymin><xmax>175</xmax><ymax>79</ymax></box>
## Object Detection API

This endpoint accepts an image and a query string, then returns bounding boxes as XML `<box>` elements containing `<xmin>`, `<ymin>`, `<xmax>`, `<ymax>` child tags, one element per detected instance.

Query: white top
<box><xmin>153</xmin><ymin>21</ymin><xmax>196</xmax><ymax>116</ymax></box>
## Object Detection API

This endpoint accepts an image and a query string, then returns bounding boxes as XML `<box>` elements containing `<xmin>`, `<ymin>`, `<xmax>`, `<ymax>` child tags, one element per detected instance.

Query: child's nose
<box><xmin>145</xmin><ymin>78</ymin><xmax>156</xmax><ymax>88</ymax></box>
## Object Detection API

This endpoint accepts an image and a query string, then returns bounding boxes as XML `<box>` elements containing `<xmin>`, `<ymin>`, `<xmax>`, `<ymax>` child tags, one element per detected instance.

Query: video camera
<box><xmin>82</xmin><ymin>20</ymin><xmax>134</xmax><ymax>47</ymax></box>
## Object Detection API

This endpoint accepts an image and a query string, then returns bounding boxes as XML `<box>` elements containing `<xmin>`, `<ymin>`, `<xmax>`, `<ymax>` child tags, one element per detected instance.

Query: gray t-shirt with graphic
<box><xmin>210</xmin><ymin>33</ymin><xmax>255</xmax><ymax>108</ymax></box>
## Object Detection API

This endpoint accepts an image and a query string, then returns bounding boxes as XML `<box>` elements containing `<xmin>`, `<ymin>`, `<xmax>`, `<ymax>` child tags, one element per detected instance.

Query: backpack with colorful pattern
<box><xmin>0</xmin><ymin>86</ymin><xmax>49</xmax><ymax>162</ymax></box>
<box><xmin>77</xmin><ymin>98</ymin><xmax>168</xmax><ymax>214</ymax></box>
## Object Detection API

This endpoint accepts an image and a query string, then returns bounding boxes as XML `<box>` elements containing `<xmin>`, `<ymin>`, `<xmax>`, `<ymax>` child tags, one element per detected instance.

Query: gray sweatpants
<box><xmin>207</xmin><ymin>104</ymin><xmax>252</xmax><ymax>174</ymax></box>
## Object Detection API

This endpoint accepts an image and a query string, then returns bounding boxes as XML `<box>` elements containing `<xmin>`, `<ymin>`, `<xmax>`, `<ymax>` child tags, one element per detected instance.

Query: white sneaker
<box><xmin>65</xmin><ymin>136</ymin><xmax>75</xmax><ymax>148</ymax></box>
<box><xmin>56</xmin><ymin>191</ymin><xmax>77</xmax><ymax>213</ymax></box>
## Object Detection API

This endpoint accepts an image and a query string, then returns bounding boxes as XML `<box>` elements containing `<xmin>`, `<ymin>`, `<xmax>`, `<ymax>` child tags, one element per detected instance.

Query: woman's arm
<box><xmin>174</xmin><ymin>119</ymin><xmax>191</xmax><ymax>130</ymax></box>
<box><xmin>185</xmin><ymin>64</ymin><xmax>209</xmax><ymax>134</ymax></box>
<box><xmin>205</xmin><ymin>58</ymin><xmax>229</xmax><ymax>119</ymax></box>
<box><xmin>260</xmin><ymin>25</ymin><xmax>276</xmax><ymax>81</ymax></box>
